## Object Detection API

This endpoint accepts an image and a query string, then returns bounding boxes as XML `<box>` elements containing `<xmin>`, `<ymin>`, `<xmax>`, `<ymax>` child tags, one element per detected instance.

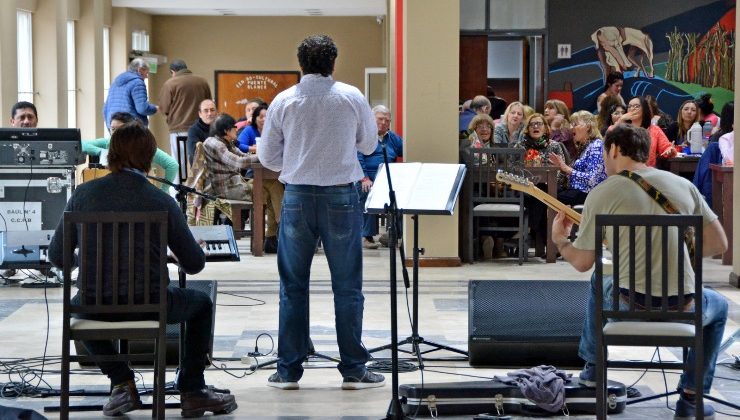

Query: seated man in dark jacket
<box><xmin>48</xmin><ymin>121</ymin><xmax>237</xmax><ymax>418</ymax></box>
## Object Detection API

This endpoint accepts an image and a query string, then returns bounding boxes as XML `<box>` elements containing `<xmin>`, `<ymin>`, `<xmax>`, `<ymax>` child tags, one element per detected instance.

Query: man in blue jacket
<box><xmin>357</xmin><ymin>105</ymin><xmax>403</xmax><ymax>249</ymax></box>
<box><xmin>103</xmin><ymin>58</ymin><xmax>158</xmax><ymax>129</ymax></box>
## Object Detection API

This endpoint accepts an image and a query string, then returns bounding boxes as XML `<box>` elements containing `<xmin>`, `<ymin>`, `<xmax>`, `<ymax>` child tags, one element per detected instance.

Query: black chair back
<box><xmin>595</xmin><ymin>214</ymin><xmax>703</xmax><ymax>326</ymax></box>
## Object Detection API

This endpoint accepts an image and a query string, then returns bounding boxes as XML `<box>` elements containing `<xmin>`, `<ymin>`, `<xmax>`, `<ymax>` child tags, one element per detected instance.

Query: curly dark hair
<box><xmin>604</xmin><ymin>124</ymin><xmax>649</xmax><ymax>163</ymax></box>
<box><xmin>297</xmin><ymin>35</ymin><xmax>337</xmax><ymax>76</ymax></box>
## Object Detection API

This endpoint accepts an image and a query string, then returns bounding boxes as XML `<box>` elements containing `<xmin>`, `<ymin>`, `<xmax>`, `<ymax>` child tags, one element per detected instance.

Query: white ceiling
<box><xmin>111</xmin><ymin>0</ymin><xmax>387</xmax><ymax>17</ymax></box>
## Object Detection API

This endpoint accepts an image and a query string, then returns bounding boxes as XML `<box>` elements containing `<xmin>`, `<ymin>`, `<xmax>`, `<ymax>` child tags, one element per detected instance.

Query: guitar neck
<box><xmin>523</xmin><ymin>187</ymin><xmax>582</xmax><ymax>225</ymax></box>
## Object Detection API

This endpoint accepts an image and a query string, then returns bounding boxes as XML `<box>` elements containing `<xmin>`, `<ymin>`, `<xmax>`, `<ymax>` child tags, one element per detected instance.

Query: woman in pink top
<box><xmin>612</xmin><ymin>96</ymin><xmax>676</xmax><ymax>166</ymax></box>
<box><xmin>696</xmin><ymin>93</ymin><xmax>720</xmax><ymax>130</ymax></box>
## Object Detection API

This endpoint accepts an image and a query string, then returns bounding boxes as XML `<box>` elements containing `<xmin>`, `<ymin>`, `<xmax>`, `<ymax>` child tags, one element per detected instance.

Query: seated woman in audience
<box><xmin>696</xmin><ymin>93</ymin><xmax>719</xmax><ymax>130</ymax></box>
<box><xmin>612</xmin><ymin>96</ymin><xmax>676</xmax><ymax>166</ymax></box>
<box><xmin>82</xmin><ymin>112</ymin><xmax>178</xmax><ymax>193</ymax></box>
<box><xmin>548</xmin><ymin>111</ymin><xmax>606</xmax><ymax>206</ymax></box>
<box><xmin>664</xmin><ymin>100</ymin><xmax>699</xmax><ymax>145</ymax></box>
<box><xmin>460</xmin><ymin>114</ymin><xmax>495</xmax><ymax>165</ymax></box>
<box><xmin>493</xmin><ymin>101</ymin><xmax>525</xmax><ymax>146</ymax></box>
<box><xmin>719</xmin><ymin>131</ymin><xmax>734</xmax><ymax>165</ymax></box>
<box><xmin>515</xmin><ymin>113</ymin><xmax>570</xmax><ymax>256</ymax></box>
<box><xmin>544</xmin><ymin>99</ymin><xmax>576</xmax><ymax>158</ymax></box>
<box><xmin>236</xmin><ymin>104</ymin><xmax>268</xmax><ymax>153</ymax></box>
<box><xmin>461</xmin><ymin>114</ymin><xmax>495</xmax><ymax>150</ymax></box>
<box><xmin>596</xmin><ymin>95</ymin><xmax>624</xmax><ymax>136</ymax></box>
<box><xmin>596</xmin><ymin>71</ymin><xmax>625</xmax><ymax>111</ymax></box>
<box><xmin>710</xmin><ymin>101</ymin><xmax>734</xmax><ymax>143</ymax></box>
<box><xmin>203</xmin><ymin>113</ymin><xmax>284</xmax><ymax>253</ymax></box>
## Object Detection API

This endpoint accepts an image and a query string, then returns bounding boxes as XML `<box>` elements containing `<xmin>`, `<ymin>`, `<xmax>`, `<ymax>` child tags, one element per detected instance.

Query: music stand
<box><xmin>365</xmin><ymin>162</ymin><xmax>466</xmax><ymax>419</ymax></box>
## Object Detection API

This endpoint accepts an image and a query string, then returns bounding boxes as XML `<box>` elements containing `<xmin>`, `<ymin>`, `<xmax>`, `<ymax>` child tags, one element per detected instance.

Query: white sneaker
<box><xmin>362</xmin><ymin>238</ymin><xmax>379</xmax><ymax>249</ymax></box>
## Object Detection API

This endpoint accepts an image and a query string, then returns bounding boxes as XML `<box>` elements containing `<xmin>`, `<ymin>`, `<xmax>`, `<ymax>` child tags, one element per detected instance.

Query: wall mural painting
<box><xmin>214</xmin><ymin>71</ymin><xmax>300</xmax><ymax>120</ymax></box>
<box><xmin>549</xmin><ymin>1</ymin><xmax>736</xmax><ymax>117</ymax></box>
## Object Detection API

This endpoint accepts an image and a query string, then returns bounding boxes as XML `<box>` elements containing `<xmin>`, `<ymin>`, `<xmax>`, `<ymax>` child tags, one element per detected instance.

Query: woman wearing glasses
<box><xmin>202</xmin><ymin>114</ymin><xmax>283</xmax><ymax>252</ymax></box>
<box><xmin>515</xmin><ymin>113</ymin><xmax>571</xmax><ymax>257</ymax></box>
<box><xmin>613</xmin><ymin>96</ymin><xmax>676</xmax><ymax>166</ymax></box>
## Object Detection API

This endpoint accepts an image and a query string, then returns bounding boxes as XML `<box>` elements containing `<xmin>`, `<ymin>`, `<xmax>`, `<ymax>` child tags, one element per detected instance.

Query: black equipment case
<box><xmin>399</xmin><ymin>379</ymin><xmax>626</xmax><ymax>417</ymax></box>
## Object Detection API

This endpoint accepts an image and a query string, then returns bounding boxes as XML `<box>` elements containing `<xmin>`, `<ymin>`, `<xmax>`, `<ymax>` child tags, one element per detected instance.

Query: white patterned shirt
<box><xmin>258</xmin><ymin>74</ymin><xmax>377</xmax><ymax>185</ymax></box>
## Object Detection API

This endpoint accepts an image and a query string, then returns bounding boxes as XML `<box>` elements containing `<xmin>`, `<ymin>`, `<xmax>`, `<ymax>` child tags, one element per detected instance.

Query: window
<box><xmin>17</xmin><ymin>10</ymin><xmax>33</xmax><ymax>103</ymax></box>
<box><xmin>131</xmin><ymin>30</ymin><xmax>149</xmax><ymax>52</ymax></box>
<box><xmin>103</xmin><ymin>26</ymin><xmax>110</xmax><ymax>97</ymax></box>
<box><xmin>67</xmin><ymin>21</ymin><xmax>76</xmax><ymax>128</ymax></box>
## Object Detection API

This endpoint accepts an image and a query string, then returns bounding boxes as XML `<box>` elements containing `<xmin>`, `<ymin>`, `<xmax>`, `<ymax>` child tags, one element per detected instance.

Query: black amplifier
<box><xmin>0</xmin><ymin>128</ymin><xmax>83</xmax><ymax>167</ymax></box>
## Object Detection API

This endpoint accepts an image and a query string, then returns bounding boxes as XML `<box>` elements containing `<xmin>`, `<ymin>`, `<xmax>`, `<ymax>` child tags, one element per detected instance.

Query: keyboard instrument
<box><xmin>0</xmin><ymin>225</ymin><xmax>240</xmax><ymax>269</ymax></box>
<box><xmin>0</xmin><ymin>230</ymin><xmax>53</xmax><ymax>269</ymax></box>
<box><xmin>189</xmin><ymin>225</ymin><xmax>240</xmax><ymax>262</ymax></box>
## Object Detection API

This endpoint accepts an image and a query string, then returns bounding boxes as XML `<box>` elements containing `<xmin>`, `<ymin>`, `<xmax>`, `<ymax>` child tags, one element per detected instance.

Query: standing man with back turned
<box><xmin>159</xmin><ymin>59</ymin><xmax>212</xmax><ymax>167</ymax></box>
<box><xmin>259</xmin><ymin>34</ymin><xmax>385</xmax><ymax>390</ymax></box>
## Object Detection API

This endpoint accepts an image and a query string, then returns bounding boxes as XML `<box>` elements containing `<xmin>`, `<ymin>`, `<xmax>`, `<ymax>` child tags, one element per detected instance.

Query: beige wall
<box><xmin>32</xmin><ymin>0</ymin><xmax>68</xmax><ymax>127</ymax></box>
<box><xmin>146</xmin><ymin>15</ymin><xmax>384</xmax><ymax>151</ymax></box>
<box><xmin>401</xmin><ymin>0</ymin><xmax>460</xmax><ymax>260</ymax></box>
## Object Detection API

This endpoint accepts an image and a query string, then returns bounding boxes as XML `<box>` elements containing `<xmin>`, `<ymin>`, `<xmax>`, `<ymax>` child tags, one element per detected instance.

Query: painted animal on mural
<box><xmin>591</xmin><ymin>26</ymin><xmax>655</xmax><ymax>81</ymax></box>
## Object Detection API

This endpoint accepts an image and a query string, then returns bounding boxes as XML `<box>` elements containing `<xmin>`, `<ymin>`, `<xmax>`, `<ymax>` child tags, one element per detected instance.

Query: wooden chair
<box><xmin>594</xmin><ymin>214</ymin><xmax>703</xmax><ymax>419</ymax></box>
<box><xmin>60</xmin><ymin>211</ymin><xmax>169</xmax><ymax>419</ymax></box>
<box><xmin>464</xmin><ymin>147</ymin><xmax>528</xmax><ymax>264</ymax></box>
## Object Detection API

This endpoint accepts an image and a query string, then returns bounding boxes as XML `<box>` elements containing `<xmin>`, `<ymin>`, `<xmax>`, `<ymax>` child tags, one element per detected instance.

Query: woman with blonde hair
<box><xmin>548</xmin><ymin>111</ymin><xmax>607</xmax><ymax>205</ymax></box>
<box><xmin>493</xmin><ymin>101</ymin><xmax>525</xmax><ymax>146</ymax></box>
<box><xmin>665</xmin><ymin>100</ymin><xmax>699</xmax><ymax>145</ymax></box>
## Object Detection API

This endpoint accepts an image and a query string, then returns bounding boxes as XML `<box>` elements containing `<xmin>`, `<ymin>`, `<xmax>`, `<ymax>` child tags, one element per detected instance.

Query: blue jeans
<box><xmin>578</xmin><ymin>272</ymin><xmax>728</xmax><ymax>393</ymax></box>
<box><xmin>276</xmin><ymin>184</ymin><xmax>369</xmax><ymax>381</ymax></box>
<box><xmin>357</xmin><ymin>184</ymin><xmax>378</xmax><ymax>238</ymax></box>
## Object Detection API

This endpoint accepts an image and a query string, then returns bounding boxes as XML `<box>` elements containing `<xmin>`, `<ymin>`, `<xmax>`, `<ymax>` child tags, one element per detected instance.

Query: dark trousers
<box><xmin>558</xmin><ymin>188</ymin><xmax>588</xmax><ymax>206</ymax></box>
<box><xmin>77</xmin><ymin>286</ymin><xmax>213</xmax><ymax>392</ymax></box>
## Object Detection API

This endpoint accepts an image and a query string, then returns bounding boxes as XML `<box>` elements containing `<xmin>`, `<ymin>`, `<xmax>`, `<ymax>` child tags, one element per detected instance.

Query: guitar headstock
<box><xmin>495</xmin><ymin>171</ymin><xmax>533</xmax><ymax>188</ymax></box>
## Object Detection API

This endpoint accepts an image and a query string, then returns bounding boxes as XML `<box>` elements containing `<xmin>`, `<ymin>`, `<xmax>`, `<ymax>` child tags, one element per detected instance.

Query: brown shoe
<box><xmin>181</xmin><ymin>388</ymin><xmax>237</xmax><ymax>418</ymax></box>
<box><xmin>102</xmin><ymin>379</ymin><xmax>141</xmax><ymax>416</ymax></box>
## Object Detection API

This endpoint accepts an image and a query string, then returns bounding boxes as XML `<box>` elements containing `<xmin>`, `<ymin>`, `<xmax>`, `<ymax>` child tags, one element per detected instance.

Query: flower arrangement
<box><xmin>525</xmin><ymin>149</ymin><xmax>542</xmax><ymax>166</ymax></box>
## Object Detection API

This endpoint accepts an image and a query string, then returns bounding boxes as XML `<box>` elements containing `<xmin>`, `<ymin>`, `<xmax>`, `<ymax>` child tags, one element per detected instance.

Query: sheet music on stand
<box><xmin>365</xmin><ymin>162</ymin><xmax>466</xmax><ymax>215</ymax></box>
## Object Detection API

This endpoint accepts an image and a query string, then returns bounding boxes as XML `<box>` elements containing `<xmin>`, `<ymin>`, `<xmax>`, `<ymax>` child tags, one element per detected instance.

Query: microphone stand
<box><xmin>379</xmin><ymin>142</ymin><xmax>412</xmax><ymax>420</ymax></box>
<box><xmin>146</xmin><ymin>174</ymin><xmax>217</xmax><ymax>389</ymax></box>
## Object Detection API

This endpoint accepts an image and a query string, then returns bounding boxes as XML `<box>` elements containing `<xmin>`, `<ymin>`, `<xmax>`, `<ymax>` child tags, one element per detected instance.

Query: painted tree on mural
<box><xmin>665</xmin><ymin>24</ymin><xmax>735</xmax><ymax>90</ymax></box>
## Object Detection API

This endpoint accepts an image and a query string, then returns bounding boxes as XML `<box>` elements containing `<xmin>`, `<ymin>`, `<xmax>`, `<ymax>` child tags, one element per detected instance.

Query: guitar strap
<box><xmin>618</xmin><ymin>170</ymin><xmax>696</xmax><ymax>267</ymax></box>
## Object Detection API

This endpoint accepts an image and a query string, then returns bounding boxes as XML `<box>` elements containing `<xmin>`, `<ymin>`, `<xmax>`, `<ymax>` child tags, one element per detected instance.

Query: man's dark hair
<box><xmin>628</xmin><ymin>96</ymin><xmax>652</xmax><ymax>128</ymax></box>
<box><xmin>719</xmin><ymin>101</ymin><xmax>734</xmax><ymax>134</ymax></box>
<box><xmin>10</xmin><ymin>101</ymin><xmax>37</xmax><ymax>119</ymax></box>
<box><xmin>250</xmin><ymin>104</ymin><xmax>269</xmax><ymax>129</ymax></box>
<box><xmin>108</xmin><ymin>121</ymin><xmax>156</xmax><ymax>173</ymax></box>
<box><xmin>109</xmin><ymin>112</ymin><xmax>135</xmax><ymax>125</ymax></box>
<box><xmin>210</xmin><ymin>113</ymin><xmax>237</xmax><ymax>138</ymax></box>
<box><xmin>604</xmin><ymin>124</ymin><xmax>649</xmax><ymax>163</ymax></box>
<box><xmin>297</xmin><ymin>35</ymin><xmax>337</xmax><ymax>77</ymax></box>
<box><xmin>169</xmin><ymin>59</ymin><xmax>187</xmax><ymax>72</ymax></box>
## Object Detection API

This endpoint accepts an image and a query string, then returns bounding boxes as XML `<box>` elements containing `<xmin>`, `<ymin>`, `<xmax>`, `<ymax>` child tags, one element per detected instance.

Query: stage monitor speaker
<box><xmin>74</xmin><ymin>280</ymin><xmax>218</xmax><ymax>367</ymax></box>
<box><xmin>468</xmin><ymin>280</ymin><xmax>588</xmax><ymax>368</ymax></box>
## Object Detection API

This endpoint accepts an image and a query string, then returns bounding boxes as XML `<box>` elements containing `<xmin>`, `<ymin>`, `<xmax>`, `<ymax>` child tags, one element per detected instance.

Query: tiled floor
<box><xmin>0</xmin><ymin>239</ymin><xmax>738</xmax><ymax>419</ymax></box>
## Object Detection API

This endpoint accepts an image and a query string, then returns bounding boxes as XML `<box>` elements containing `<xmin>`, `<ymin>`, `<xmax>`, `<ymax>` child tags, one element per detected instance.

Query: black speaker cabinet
<box><xmin>468</xmin><ymin>280</ymin><xmax>589</xmax><ymax>368</ymax></box>
<box><xmin>75</xmin><ymin>280</ymin><xmax>218</xmax><ymax>367</ymax></box>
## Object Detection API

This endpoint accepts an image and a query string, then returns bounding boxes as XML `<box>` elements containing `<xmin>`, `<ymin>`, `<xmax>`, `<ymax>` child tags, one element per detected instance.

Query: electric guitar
<box><xmin>495</xmin><ymin>171</ymin><xmax>582</xmax><ymax>225</ymax></box>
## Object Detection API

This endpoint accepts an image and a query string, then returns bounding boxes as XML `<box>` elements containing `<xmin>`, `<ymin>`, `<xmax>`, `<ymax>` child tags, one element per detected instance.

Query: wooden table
<box><xmin>526</xmin><ymin>165</ymin><xmax>559</xmax><ymax>263</ymax></box>
<box><xmin>251</xmin><ymin>162</ymin><xmax>280</xmax><ymax>256</ymax></box>
<box><xmin>661</xmin><ymin>155</ymin><xmax>700</xmax><ymax>180</ymax></box>
<box><xmin>710</xmin><ymin>164</ymin><xmax>733</xmax><ymax>265</ymax></box>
